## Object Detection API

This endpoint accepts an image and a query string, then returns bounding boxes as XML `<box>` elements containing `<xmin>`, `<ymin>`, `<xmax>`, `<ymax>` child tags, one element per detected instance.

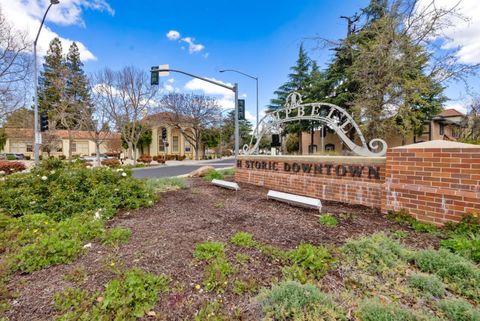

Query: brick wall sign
<box><xmin>235</xmin><ymin>141</ymin><xmax>480</xmax><ymax>225</ymax></box>
<box><xmin>235</xmin><ymin>155</ymin><xmax>386</xmax><ymax>208</ymax></box>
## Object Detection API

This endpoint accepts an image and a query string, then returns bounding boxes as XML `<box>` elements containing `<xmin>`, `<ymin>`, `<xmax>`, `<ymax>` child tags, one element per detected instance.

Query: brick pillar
<box><xmin>382</xmin><ymin>141</ymin><xmax>480</xmax><ymax>225</ymax></box>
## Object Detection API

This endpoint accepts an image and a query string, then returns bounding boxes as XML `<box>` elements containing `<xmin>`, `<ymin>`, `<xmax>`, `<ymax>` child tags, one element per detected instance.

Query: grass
<box><xmin>230</xmin><ymin>232</ymin><xmax>256</xmax><ymax>248</ymax></box>
<box><xmin>318</xmin><ymin>214</ymin><xmax>338</xmax><ymax>227</ymax></box>
<box><xmin>387</xmin><ymin>210</ymin><xmax>437</xmax><ymax>233</ymax></box>
<box><xmin>193</xmin><ymin>241</ymin><xmax>225</xmax><ymax>261</ymax></box>
<box><xmin>145</xmin><ymin>177</ymin><xmax>186</xmax><ymax>193</ymax></box>
<box><xmin>203</xmin><ymin>168</ymin><xmax>235</xmax><ymax>181</ymax></box>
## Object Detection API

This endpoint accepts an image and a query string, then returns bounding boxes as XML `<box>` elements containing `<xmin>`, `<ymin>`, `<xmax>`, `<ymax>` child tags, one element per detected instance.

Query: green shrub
<box><xmin>195</xmin><ymin>299</ymin><xmax>228</xmax><ymax>321</ymax></box>
<box><xmin>203</xmin><ymin>258</ymin><xmax>232</xmax><ymax>292</ymax></box>
<box><xmin>258</xmin><ymin>281</ymin><xmax>346</xmax><ymax>321</ymax></box>
<box><xmin>145</xmin><ymin>177</ymin><xmax>186</xmax><ymax>193</ymax></box>
<box><xmin>415</xmin><ymin>249</ymin><xmax>480</xmax><ymax>300</ymax></box>
<box><xmin>0</xmin><ymin>163</ymin><xmax>155</xmax><ymax>221</ymax></box>
<box><xmin>357</xmin><ymin>299</ymin><xmax>422</xmax><ymax>321</ymax></box>
<box><xmin>408</xmin><ymin>273</ymin><xmax>445</xmax><ymax>297</ymax></box>
<box><xmin>343</xmin><ymin>233</ymin><xmax>411</xmax><ymax>273</ymax></box>
<box><xmin>101</xmin><ymin>227</ymin><xmax>131</xmax><ymax>246</ymax></box>
<box><xmin>217</xmin><ymin>168</ymin><xmax>235</xmax><ymax>177</ymax></box>
<box><xmin>282</xmin><ymin>265</ymin><xmax>309</xmax><ymax>284</ymax></box>
<box><xmin>288</xmin><ymin>244</ymin><xmax>333</xmax><ymax>278</ymax></box>
<box><xmin>230</xmin><ymin>232</ymin><xmax>255</xmax><ymax>247</ymax></box>
<box><xmin>232</xmin><ymin>278</ymin><xmax>257</xmax><ymax>295</ymax></box>
<box><xmin>318</xmin><ymin>214</ymin><xmax>338</xmax><ymax>227</ymax></box>
<box><xmin>441</xmin><ymin>235</ymin><xmax>480</xmax><ymax>264</ymax></box>
<box><xmin>54</xmin><ymin>269</ymin><xmax>169</xmax><ymax>321</ymax></box>
<box><xmin>438</xmin><ymin>299</ymin><xmax>480</xmax><ymax>321</ymax></box>
<box><xmin>193</xmin><ymin>241</ymin><xmax>225</xmax><ymax>260</ymax></box>
<box><xmin>387</xmin><ymin>210</ymin><xmax>437</xmax><ymax>233</ymax></box>
<box><xmin>204</xmin><ymin>169</ymin><xmax>224</xmax><ymax>181</ymax></box>
<box><xmin>235</xmin><ymin>253</ymin><xmax>250</xmax><ymax>265</ymax></box>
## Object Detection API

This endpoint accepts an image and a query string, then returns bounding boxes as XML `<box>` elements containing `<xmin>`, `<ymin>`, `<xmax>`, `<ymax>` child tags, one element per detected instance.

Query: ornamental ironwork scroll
<box><xmin>243</xmin><ymin>92</ymin><xmax>387</xmax><ymax>157</ymax></box>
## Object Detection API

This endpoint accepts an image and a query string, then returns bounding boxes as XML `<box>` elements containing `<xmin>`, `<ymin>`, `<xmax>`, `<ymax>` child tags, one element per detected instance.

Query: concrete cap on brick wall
<box><xmin>393</xmin><ymin>140</ymin><xmax>480</xmax><ymax>149</ymax></box>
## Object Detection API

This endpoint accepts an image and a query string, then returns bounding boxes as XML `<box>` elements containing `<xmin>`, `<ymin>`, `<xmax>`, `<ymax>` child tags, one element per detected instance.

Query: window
<box><xmin>158</xmin><ymin>136</ymin><xmax>166</xmax><ymax>152</ymax></box>
<box><xmin>26</xmin><ymin>144</ymin><xmax>33</xmax><ymax>152</ymax></box>
<box><xmin>439</xmin><ymin>123</ymin><xmax>445</xmax><ymax>135</ymax></box>
<box><xmin>71</xmin><ymin>141</ymin><xmax>89</xmax><ymax>155</ymax></box>
<box><xmin>11</xmin><ymin>141</ymin><xmax>26</xmax><ymax>153</ymax></box>
<box><xmin>172</xmin><ymin>136</ymin><xmax>179</xmax><ymax>153</ymax></box>
<box><xmin>325</xmin><ymin>143</ymin><xmax>335</xmax><ymax>151</ymax></box>
<box><xmin>185</xmin><ymin>138</ymin><xmax>191</xmax><ymax>153</ymax></box>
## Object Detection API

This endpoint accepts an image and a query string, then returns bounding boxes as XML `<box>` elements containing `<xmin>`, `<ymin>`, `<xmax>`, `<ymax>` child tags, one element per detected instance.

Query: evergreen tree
<box><xmin>65</xmin><ymin>42</ymin><xmax>92</xmax><ymax>129</ymax></box>
<box><xmin>269</xmin><ymin>44</ymin><xmax>312</xmax><ymax>110</ymax></box>
<box><xmin>38</xmin><ymin>38</ymin><xmax>66</xmax><ymax>118</ymax></box>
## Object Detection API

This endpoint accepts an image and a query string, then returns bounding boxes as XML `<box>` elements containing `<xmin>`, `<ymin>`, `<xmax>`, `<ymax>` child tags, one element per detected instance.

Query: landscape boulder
<box><xmin>188</xmin><ymin>166</ymin><xmax>215</xmax><ymax>177</ymax></box>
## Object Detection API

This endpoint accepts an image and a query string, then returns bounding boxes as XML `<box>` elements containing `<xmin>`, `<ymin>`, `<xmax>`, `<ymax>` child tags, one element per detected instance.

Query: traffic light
<box><xmin>271</xmin><ymin>134</ymin><xmax>281</xmax><ymax>147</ymax></box>
<box><xmin>237</xmin><ymin>99</ymin><xmax>245</xmax><ymax>121</ymax></box>
<box><xmin>40</xmin><ymin>112</ymin><xmax>49</xmax><ymax>132</ymax></box>
<box><xmin>150</xmin><ymin>67</ymin><xmax>159</xmax><ymax>86</ymax></box>
<box><xmin>161</xmin><ymin>128</ymin><xmax>167</xmax><ymax>141</ymax></box>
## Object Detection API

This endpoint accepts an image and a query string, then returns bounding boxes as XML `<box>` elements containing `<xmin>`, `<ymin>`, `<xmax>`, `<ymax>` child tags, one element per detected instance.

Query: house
<box><xmin>1</xmin><ymin>128</ymin><xmax>121</xmax><ymax>159</ymax></box>
<box><xmin>141</xmin><ymin>112</ymin><xmax>202</xmax><ymax>159</ymax></box>
<box><xmin>299</xmin><ymin>108</ymin><xmax>465</xmax><ymax>155</ymax></box>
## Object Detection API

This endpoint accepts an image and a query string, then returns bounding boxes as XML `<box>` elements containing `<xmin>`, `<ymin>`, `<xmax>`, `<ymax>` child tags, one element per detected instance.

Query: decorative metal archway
<box><xmin>243</xmin><ymin>92</ymin><xmax>387</xmax><ymax>157</ymax></box>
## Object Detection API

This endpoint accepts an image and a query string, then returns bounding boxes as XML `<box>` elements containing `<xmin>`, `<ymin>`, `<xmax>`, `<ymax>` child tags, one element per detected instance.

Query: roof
<box><xmin>394</xmin><ymin>140</ymin><xmax>479</xmax><ymax>149</ymax></box>
<box><xmin>143</xmin><ymin>111</ymin><xmax>193</xmax><ymax>124</ymax></box>
<box><xmin>4</xmin><ymin>128</ymin><xmax>120</xmax><ymax>140</ymax></box>
<box><xmin>438</xmin><ymin>109</ymin><xmax>464</xmax><ymax>118</ymax></box>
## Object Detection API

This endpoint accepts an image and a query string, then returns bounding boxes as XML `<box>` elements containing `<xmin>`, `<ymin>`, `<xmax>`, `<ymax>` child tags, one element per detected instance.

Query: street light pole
<box><xmin>219</xmin><ymin>69</ymin><xmax>259</xmax><ymax>138</ymax></box>
<box><xmin>151</xmin><ymin>66</ymin><xmax>240</xmax><ymax>158</ymax></box>
<box><xmin>33</xmin><ymin>0</ymin><xmax>60</xmax><ymax>164</ymax></box>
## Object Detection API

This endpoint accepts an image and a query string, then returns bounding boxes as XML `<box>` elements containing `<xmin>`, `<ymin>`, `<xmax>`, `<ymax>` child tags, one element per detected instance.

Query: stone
<box><xmin>188</xmin><ymin>166</ymin><xmax>215</xmax><ymax>177</ymax></box>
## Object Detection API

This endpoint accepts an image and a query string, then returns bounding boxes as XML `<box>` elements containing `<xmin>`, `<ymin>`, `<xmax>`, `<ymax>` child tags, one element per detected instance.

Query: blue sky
<box><xmin>3</xmin><ymin>0</ymin><xmax>479</xmax><ymax>122</ymax></box>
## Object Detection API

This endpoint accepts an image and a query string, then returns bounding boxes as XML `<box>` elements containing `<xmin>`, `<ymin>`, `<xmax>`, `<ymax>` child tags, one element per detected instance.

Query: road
<box><xmin>132</xmin><ymin>158</ymin><xmax>236</xmax><ymax>179</ymax></box>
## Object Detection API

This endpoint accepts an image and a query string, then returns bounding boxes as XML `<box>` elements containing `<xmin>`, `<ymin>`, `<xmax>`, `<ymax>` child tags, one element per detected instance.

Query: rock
<box><xmin>188</xmin><ymin>166</ymin><xmax>215</xmax><ymax>177</ymax></box>
<box><xmin>147</xmin><ymin>311</ymin><xmax>156</xmax><ymax>317</ymax></box>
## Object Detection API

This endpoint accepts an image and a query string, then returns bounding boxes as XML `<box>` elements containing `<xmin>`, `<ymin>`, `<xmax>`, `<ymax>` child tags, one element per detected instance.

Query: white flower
<box><xmin>148</xmin><ymin>200</ymin><xmax>153</xmax><ymax>205</ymax></box>
<box><xmin>86</xmin><ymin>165</ymin><xmax>92</xmax><ymax>169</ymax></box>
<box><xmin>0</xmin><ymin>170</ymin><xmax>5</xmax><ymax>176</ymax></box>
<box><xmin>114</xmin><ymin>188</ymin><xmax>119</xmax><ymax>192</ymax></box>
<box><xmin>50</xmin><ymin>170</ymin><xmax>56</xmax><ymax>174</ymax></box>
<box><xmin>116</xmin><ymin>168</ymin><xmax>124</xmax><ymax>172</ymax></box>
<box><xmin>83</xmin><ymin>243</ymin><xmax>92</xmax><ymax>249</ymax></box>
<box><xmin>94</xmin><ymin>211</ymin><xmax>101</xmax><ymax>220</ymax></box>
<box><xmin>41</xmin><ymin>176</ymin><xmax>48</xmax><ymax>181</ymax></box>
<box><xmin>29</xmin><ymin>201</ymin><xmax>36</xmax><ymax>205</ymax></box>
<box><xmin>121</xmin><ymin>172</ymin><xmax>127</xmax><ymax>177</ymax></box>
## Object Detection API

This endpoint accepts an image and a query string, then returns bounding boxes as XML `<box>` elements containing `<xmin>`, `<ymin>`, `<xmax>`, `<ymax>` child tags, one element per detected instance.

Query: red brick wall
<box><xmin>382</xmin><ymin>147</ymin><xmax>480</xmax><ymax>225</ymax></box>
<box><xmin>235</xmin><ymin>156</ymin><xmax>385</xmax><ymax>208</ymax></box>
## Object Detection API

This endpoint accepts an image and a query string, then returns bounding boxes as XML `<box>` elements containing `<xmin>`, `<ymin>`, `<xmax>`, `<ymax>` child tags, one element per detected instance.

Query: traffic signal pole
<box><xmin>151</xmin><ymin>67</ymin><xmax>241</xmax><ymax>158</ymax></box>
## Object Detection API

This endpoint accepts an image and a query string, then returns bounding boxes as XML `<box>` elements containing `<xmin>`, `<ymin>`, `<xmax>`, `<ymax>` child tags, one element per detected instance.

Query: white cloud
<box><xmin>445</xmin><ymin>101</ymin><xmax>468</xmax><ymax>114</ymax></box>
<box><xmin>184</xmin><ymin>77</ymin><xmax>234</xmax><ymax>109</ymax></box>
<box><xmin>245</xmin><ymin>111</ymin><xmax>255</xmax><ymax>122</ymax></box>
<box><xmin>166</xmin><ymin>30</ymin><xmax>180</xmax><ymax>40</ymax></box>
<box><xmin>416</xmin><ymin>0</ymin><xmax>480</xmax><ymax>64</ymax></box>
<box><xmin>0</xmin><ymin>0</ymin><xmax>113</xmax><ymax>61</ymax></box>
<box><xmin>181</xmin><ymin>37</ymin><xmax>205</xmax><ymax>53</ymax></box>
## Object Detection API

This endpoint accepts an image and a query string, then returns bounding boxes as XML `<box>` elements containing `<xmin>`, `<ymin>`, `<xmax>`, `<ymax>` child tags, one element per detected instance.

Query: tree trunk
<box><xmin>95</xmin><ymin>143</ymin><xmax>101</xmax><ymax>166</ymax></box>
<box><xmin>132</xmin><ymin>143</ymin><xmax>137</xmax><ymax>165</ymax></box>
<box><xmin>68</xmin><ymin>131</ymin><xmax>73</xmax><ymax>159</ymax></box>
<box><xmin>127</xmin><ymin>141</ymin><xmax>133</xmax><ymax>160</ymax></box>
<box><xmin>194</xmin><ymin>143</ymin><xmax>199</xmax><ymax>160</ymax></box>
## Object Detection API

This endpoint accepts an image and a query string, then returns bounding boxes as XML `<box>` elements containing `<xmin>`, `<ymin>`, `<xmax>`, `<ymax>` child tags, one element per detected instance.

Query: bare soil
<box><xmin>4</xmin><ymin>178</ymin><xmax>441</xmax><ymax>321</ymax></box>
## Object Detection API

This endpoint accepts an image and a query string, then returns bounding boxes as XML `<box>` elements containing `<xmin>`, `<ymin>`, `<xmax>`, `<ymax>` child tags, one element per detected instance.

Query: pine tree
<box><xmin>38</xmin><ymin>38</ymin><xmax>66</xmax><ymax>118</ymax></box>
<box><xmin>269</xmin><ymin>44</ymin><xmax>312</xmax><ymax>110</ymax></box>
<box><xmin>65</xmin><ymin>42</ymin><xmax>92</xmax><ymax>129</ymax></box>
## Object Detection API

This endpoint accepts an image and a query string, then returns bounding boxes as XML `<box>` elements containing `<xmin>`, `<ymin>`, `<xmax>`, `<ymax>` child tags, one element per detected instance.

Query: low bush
<box><xmin>54</xmin><ymin>268</ymin><xmax>170</xmax><ymax>320</ymax></box>
<box><xmin>217</xmin><ymin>168</ymin><xmax>235</xmax><ymax>177</ymax></box>
<box><xmin>438</xmin><ymin>299</ymin><xmax>480</xmax><ymax>321</ymax></box>
<box><xmin>101</xmin><ymin>159</ymin><xmax>120</xmax><ymax>167</ymax></box>
<box><xmin>318</xmin><ymin>214</ymin><xmax>338</xmax><ymax>227</ymax></box>
<box><xmin>230</xmin><ymin>232</ymin><xmax>255</xmax><ymax>248</ymax></box>
<box><xmin>441</xmin><ymin>213</ymin><xmax>480</xmax><ymax>263</ymax></box>
<box><xmin>258</xmin><ymin>281</ymin><xmax>346</xmax><ymax>321</ymax></box>
<box><xmin>343</xmin><ymin>233</ymin><xmax>411</xmax><ymax>273</ymax></box>
<box><xmin>288</xmin><ymin>244</ymin><xmax>333</xmax><ymax>278</ymax></box>
<box><xmin>5</xmin><ymin>154</ymin><xmax>16</xmax><ymax>161</ymax></box>
<box><xmin>414</xmin><ymin>248</ymin><xmax>480</xmax><ymax>300</ymax></box>
<box><xmin>357</xmin><ymin>299</ymin><xmax>422</xmax><ymax>321</ymax></box>
<box><xmin>137</xmin><ymin>155</ymin><xmax>152</xmax><ymax>163</ymax></box>
<box><xmin>145</xmin><ymin>177</ymin><xmax>186</xmax><ymax>193</ymax></box>
<box><xmin>387</xmin><ymin>210</ymin><xmax>437</xmax><ymax>233</ymax></box>
<box><xmin>204</xmin><ymin>169</ymin><xmax>224</xmax><ymax>181</ymax></box>
<box><xmin>408</xmin><ymin>273</ymin><xmax>445</xmax><ymax>297</ymax></box>
<box><xmin>193</xmin><ymin>241</ymin><xmax>225</xmax><ymax>261</ymax></box>
<box><xmin>203</xmin><ymin>257</ymin><xmax>232</xmax><ymax>292</ymax></box>
<box><xmin>0</xmin><ymin>160</ymin><xmax>26</xmax><ymax>175</ymax></box>
<box><xmin>101</xmin><ymin>227</ymin><xmax>131</xmax><ymax>247</ymax></box>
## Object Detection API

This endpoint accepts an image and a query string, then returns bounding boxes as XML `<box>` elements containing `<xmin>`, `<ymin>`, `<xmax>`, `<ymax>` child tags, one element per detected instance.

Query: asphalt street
<box><xmin>131</xmin><ymin>158</ymin><xmax>236</xmax><ymax>179</ymax></box>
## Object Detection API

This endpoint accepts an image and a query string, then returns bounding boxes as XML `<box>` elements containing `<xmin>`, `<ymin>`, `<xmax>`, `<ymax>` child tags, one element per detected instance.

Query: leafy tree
<box><xmin>201</xmin><ymin>127</ymin><xmax>221</xmax><ymax>158</ymax></box>
<box><xmin>4</xmin><ymin>107</ymin><xmax>34</xmax><ymax>128</ymax></box>
<box><xmin>221</xmin><ymin>110</ymin><xmax>253</xmax><ymax>151</ymax></box>
<box><xmin>121</xmin><ymin>124</ymin><xmax>152</xmax><ymax>157</ymax></box>
<box><xmin>0</xmin><ymin>127</ymin><xmax>6</xmax><ymax>150</ymax></box>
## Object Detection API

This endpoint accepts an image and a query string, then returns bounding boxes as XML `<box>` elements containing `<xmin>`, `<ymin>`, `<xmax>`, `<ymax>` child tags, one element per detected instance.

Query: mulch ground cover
<box><xmin>4</xmin><ymin>178</ymin><xmax>441</xmax><ymax>321</ymax></box>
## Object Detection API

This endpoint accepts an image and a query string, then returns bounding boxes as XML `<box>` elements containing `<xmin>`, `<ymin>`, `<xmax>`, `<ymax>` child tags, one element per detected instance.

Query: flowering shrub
<box><xmin>137</xmin><ymin>155</ymin><xmax>152</xmax><ymax>163</ymax></box>
<box><xmin>101</xmin><ymin>159</ymin><xmax>120</xmax><ymax>167</ymax></box>
<box><xmin>0</xmin><ymin>160</ymin><xmax>26</xmax><ymax>175</ymax></box>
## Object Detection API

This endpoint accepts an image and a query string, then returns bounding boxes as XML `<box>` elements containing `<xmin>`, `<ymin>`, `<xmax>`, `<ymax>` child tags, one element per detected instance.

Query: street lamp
<box><xmin>151</xmin><ymin>66</ymin><xmax>240</xmax><ymax>158</ymax></box>
<box><xmin>219</xmin><ymin>69</ymin><xmax>259</xmax><ymax>138</ymax></box>
<box><xmin>33</xmin><ymin>0</ymin><xmax>60</xmax><ymax>164</ymax></box>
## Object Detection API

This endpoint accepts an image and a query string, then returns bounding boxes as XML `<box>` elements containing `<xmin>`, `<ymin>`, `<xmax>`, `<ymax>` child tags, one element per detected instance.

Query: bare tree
<box><xmin>461</xmin><ymin>98</ymin><xmax>480</xmax><ymax>142</ymax></box>
<box><xmin>94</xmin><ymin>66</ymin><xmax>156</xmax><ymax>164</ymax></box>
<box><xmin>79</xmin><ymin>78</ymin><xmax>113</xmax><ymax>165</ymax></box>
<box><xmin>158</xmin><ymin>93</ymin><xmax>222</xmax><ymax>160</ymax></box>
<box><xmin>0</xmin><ymin>6</ymin><xmax>31</xmax><ymax>123</ymax></box>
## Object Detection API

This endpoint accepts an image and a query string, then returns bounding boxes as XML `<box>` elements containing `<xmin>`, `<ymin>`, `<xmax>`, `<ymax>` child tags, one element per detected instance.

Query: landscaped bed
<box><xmin>1</xmin><ymin>167</ymin><xmax>479</xmax><ymax>320</ymax></box>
